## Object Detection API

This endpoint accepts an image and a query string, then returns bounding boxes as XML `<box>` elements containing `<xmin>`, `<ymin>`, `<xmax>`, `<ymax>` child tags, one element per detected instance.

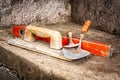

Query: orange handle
<box><xmin>81</xmin><ymin>20</ymin><xmax>91</xmax><ymax>34</ymax></box>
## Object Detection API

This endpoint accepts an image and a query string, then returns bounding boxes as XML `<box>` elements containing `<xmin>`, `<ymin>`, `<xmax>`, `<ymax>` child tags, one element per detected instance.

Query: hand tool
<box><xmin>11</xmin><ymin>23</ymin><xmax>112</xmax><ymax>58</ymax></box>
<box><xmin>62</xmin><ymin>20</ymin><xmax>91</xmax><ymax>59</ymax></box>
<box><xmin>63</xmin><ymin>20</ymin><xmax>91</xmax><ymax>48</ymax></box>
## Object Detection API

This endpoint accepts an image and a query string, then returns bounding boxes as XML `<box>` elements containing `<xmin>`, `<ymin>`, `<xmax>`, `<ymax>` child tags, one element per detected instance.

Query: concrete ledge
<box><xmin>0</xmin><ymin>26</ymin><xmax>120</xmax><ymax>80</ymax></box>
<box><xmin>0</xmin><ymin>40</ymin><xmax>119</xmax><ymax>80</ymax></box>
<box><xmin>0</xmin><ymin>44</ymin><xmax>65</xmax><ymax>80</ymax></box>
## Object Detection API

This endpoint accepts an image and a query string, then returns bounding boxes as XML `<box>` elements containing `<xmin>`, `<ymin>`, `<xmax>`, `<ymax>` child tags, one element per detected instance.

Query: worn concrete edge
<box><xmin>0</xmin><ymin>39</ymin><xmax>119</xmax><ymax>80</ymax></box>
<box><xmin>0</xmin><ymin>41</ymin><xmax>65</xmax><ymax>80</ymax></box>
<box><xmin>0</xmin><ymin>40</ymin><xmax>99</xmax><ymax>80</ymax></box>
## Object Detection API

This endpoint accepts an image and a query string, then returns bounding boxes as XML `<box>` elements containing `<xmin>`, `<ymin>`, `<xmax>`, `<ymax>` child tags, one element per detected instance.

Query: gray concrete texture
<box><xmin>0</xmin><ymin>0</ymin><xmax>71</xmax><ymax>26</ymax></box>
<box><xmin>71</xmin><ymin>0</ymin><xmax>120</xmax><ymax>35</ymax></box>
<box><xmin>0</xmin><ymin>67</ymin><xmax>19</xmax><ymax>80</ymax></box>
<box><xmin>0</xmin><ymin>0</ymin><xmax>120</xmax><ymax>35</ymax></box>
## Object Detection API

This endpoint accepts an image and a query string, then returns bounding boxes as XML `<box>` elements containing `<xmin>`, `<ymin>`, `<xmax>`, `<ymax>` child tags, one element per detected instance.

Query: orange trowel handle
<box><xmin>81</xmin><ymin>20</ymin><xmax>91</xmax><ymax>35</ymax></box>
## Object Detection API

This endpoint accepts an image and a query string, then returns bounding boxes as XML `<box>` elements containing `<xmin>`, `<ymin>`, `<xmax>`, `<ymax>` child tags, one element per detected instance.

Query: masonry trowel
<box><xmin>62</xmin><ymin>20</ymin><xmax>91</xmax><ymax>59</ymax></box>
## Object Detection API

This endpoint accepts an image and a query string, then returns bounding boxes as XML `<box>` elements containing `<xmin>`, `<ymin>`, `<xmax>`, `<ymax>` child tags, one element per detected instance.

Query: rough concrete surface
<box><xmin>71</xmin><ymin>0</ymin><xmax>120</xmax><ymax>35</ymax></box>
<box><xmin>0</xmin><ymin>67</ymin><xmax>19</xmax><ymax>80</ymax></box>
<box><xmin>0</xmin><ymin>0</ymin><xmax>120</xmax><ymax>36</ymax></box>
<box><xmin>0</xmin><ymin>22</ymin><xmax>120</xmax><ymax>80</ymax></box>
<box><xmin>0</xmin><ymin>0</ymin><xmax>71</xmax><ymax>26</ymax></box>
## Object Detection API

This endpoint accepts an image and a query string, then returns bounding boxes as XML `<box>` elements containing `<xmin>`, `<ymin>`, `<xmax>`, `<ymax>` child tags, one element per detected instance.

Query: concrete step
<box><xmin>0</xmin><ymin>24</ymin><xmax>120</xmax><ymax>80</ymax></box>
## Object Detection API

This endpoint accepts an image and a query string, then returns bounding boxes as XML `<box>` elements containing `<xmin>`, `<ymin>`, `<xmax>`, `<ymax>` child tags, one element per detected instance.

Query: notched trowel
<box><xmin>62</xmin><ymin>20</ymin><xmax>91</xmax><ymax>59</ymax></box>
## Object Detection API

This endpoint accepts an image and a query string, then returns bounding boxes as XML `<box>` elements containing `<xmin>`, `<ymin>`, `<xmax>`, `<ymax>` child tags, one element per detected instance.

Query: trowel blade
<box><xmin>63</xmin><ymin>43</ymin><xmax>79</xmax><ymax>48</ymax></box>
<box><xmin>62</xmin><ymin>48</ymin><xmax>90</xmax><ymax>59</ymax></box>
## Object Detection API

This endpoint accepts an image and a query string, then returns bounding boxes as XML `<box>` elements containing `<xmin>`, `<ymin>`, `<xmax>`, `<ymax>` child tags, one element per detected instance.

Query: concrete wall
<box><xmin>0</xmin><ymin>0</ymin><xmax>71</xmax><ymax>26</ymax></box>
<box><xmin>71</xmin><ymin>0</ymin><xmax>120</xmax><ymax>35</ymax></box>
<box><xmin>0</xmin><ymin>0</ymin><xmax>119</xmax><ymax>35</ymax></box>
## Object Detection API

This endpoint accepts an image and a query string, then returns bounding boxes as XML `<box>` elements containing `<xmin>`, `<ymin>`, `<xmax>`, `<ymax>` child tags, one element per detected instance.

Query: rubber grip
<box><xmin>81</xmin><ymin>20</ymin><xmax>91</xmax><ymax>34</ymax></box>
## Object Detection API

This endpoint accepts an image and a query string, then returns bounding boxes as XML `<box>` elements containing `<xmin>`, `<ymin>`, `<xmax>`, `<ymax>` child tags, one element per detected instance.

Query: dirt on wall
<box><xmin>0</xmin><ymin>0</ymin><xmax>71</xmax><ymax>27</ymax></box>
<box><xmin>71</xmin><ymin>0</ymin><xmax>120</xmax><ymax>35</ymax></box>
